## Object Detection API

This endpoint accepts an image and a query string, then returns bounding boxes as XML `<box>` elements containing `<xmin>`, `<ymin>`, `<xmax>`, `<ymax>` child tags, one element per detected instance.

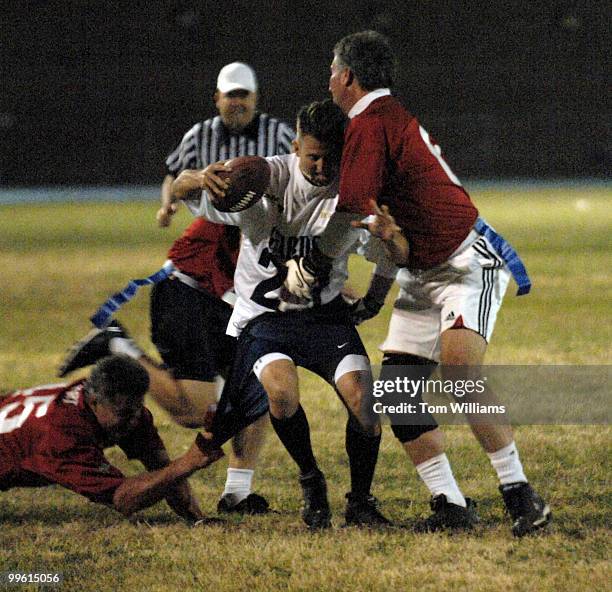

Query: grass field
<box><xmin>0</xmin><ymin>186</ymin><xmax>610</xmax><ymax>592</ymax></box>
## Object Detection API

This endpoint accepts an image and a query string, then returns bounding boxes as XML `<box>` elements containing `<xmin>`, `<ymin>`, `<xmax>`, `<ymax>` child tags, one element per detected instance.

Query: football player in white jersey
<box><xmin>172</xmin><ymin>99</ymin><xmax>393</xmax><ymax>529</ymax></box>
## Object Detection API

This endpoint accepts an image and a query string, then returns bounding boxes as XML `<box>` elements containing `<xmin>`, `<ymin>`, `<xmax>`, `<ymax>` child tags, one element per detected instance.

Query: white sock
<box><xmin>109</xmin><ymin>337</ymin><xmax>145</xmax><ymax>360</ymax></box>
<box><xmin>487</xmin><ymin>441</ymin><xmax>527</xmax><ymax>485</ymax></box>
<box><xmin>222</xmin><ymin>468</ymin><xmax>254</xmax><ymax>504</ymax></box>
<box><xmin>416</xmin><ymin>453</ymin><xmax>466</xmax><ymax>507</ymax></box>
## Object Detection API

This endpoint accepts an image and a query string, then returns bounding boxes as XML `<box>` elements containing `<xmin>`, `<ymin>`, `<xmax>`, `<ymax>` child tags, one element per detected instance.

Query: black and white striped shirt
<box><xmin>165</xmin><ymin>113</ymin><xmax>295</xmax><ymax>175</ymax></box>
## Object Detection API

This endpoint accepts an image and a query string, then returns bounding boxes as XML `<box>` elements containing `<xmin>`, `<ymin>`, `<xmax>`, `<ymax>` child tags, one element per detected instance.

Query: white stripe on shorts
<box><xmin>333</xmin><ymin>354</ymin><xmax>371</xmax><ymax>384</ymax></box>
<box><xmin>253</xmin><ymin>352</ymin><xmax>293</xmax><ymax>380</ymax></box>
<box><xmin>478</xmin><ymin>268</ymin><xmax>495</xmax><ymax>337</ymax></box>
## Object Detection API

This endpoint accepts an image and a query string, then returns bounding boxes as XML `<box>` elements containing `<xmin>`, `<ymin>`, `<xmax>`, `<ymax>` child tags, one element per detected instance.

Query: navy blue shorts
<box><xmin>244</xmin><ymin>301</ymin><xmax>368</xmax><ymax>384</ymax></box>
<box><xmin>210</xmin><ymin>297</ymin><xmax>369</xmax><ymax>445</ymax></box>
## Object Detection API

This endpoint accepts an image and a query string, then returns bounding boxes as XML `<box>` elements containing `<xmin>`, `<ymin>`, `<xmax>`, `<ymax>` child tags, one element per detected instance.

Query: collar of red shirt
<box><xmin>348</xmin><ymin>89</ymin><xmax>391</xmax><ymax>119</ymax></box>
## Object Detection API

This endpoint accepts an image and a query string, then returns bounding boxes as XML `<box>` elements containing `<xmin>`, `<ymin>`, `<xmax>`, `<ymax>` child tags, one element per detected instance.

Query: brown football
<box><xmin>213</xmin><ymin>155</ymin><xmax>271</xmax><ymax>212</ymax></box>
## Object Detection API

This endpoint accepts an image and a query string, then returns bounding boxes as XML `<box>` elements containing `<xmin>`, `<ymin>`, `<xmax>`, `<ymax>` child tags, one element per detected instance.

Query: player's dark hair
<box><xmin>85</xmin><ymin>355</ymin><xmax>149</xmax><ymax>405</ymax></box>
<box><xmin>296</xmin><ymin>99</ymin><xmax>346</xmax><ymax>155</ymax></box>
<box><xmin>334</xmin><ymin>30</ymin><xmax>395</xmax><ymax>91</ymax></box>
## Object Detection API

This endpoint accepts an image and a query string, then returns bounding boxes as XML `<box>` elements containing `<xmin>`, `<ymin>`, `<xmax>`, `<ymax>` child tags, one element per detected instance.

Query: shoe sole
<box><xmin>415</xmin><ymin>511</ymin><xmax>480</xmax><ymax>533</ymax></box>
<box><xmin>415</xmin><ymin>521</ymin><xmax>477</xmax><ymax>533</ymax></box>
<box><xmin>218</xmin><ymin>506</ymin><xmax>271</xmax><ymax>515</ymax></box>
<box><xmin>513</xmin><ymin>505</ymin><xmax>552</xmax><ymax>537</ymax></box>
<box><xmin>58</xmin><ymin>327</ymin><xmax>107</xmax><ymax>376</ymax></box>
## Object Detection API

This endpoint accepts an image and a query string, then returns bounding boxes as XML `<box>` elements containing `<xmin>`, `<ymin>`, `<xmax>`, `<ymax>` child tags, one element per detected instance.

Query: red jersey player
<box><xmin>284</xmin><ymin>31</ymin><xmax>549</xmax><ymax>537</ymax></box>
<box><xmin>1</xmin><ymin>355</ymin><xmax>222</xmax><ymax>519</ymax></box>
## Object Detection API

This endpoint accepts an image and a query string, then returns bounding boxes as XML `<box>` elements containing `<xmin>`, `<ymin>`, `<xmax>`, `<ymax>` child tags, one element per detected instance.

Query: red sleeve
<box><xmin>21</xmin><ymin>439</ymin><xmax>125</xmax><ymax>505</ymax></box>
<box><xmin>338</xmin><ymin>117</ymin><xmax>387</xmax><ymax>215</ymax></box>
<box><xmin>116</xmin><ymin>407</ymin><xmax>166</xmax><ymax>462</ymax></box>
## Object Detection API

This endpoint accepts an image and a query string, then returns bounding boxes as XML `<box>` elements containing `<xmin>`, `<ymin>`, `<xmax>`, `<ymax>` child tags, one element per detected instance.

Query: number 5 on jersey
<box><xmin>0</xmin><ymin>392</ymin><xmax>55</xmax><ymax>434</ymax></box>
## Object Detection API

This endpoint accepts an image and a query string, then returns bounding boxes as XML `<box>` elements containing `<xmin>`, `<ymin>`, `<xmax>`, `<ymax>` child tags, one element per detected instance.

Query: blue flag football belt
<box><xmin>474</xmin><ymin>218</ymin><xmax>531</xmax><ymax>296</ymax></box>
<box><xmin>90</xmin><ymin>260</ymin><xmax>177</xmax><ymax>328</ymax></box>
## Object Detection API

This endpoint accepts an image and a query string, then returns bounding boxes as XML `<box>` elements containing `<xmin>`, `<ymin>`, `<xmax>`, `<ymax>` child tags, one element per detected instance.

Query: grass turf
<box><xmin>0</xmin><ymin>186</ymin><xmax>610</xmax><ymax>591</ymax></box>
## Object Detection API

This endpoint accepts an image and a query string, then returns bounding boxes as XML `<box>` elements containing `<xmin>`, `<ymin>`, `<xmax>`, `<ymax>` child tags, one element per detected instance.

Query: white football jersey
<box><xmin>187</xmin><ymin>153</ymin><xmax>361</xmax><ymax>336</ymax></box>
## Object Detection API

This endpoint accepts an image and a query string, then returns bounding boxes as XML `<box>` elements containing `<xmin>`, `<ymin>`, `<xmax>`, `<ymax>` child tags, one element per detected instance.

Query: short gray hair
<box><xmin>334</xmin><ymin>30</ymin><xmax>396</xmax><ymax>91</ymax></box>
<box><xmin>85</xmin><ymin>355</ymin><xmax>149</xmax><ymax>404</ymax></box>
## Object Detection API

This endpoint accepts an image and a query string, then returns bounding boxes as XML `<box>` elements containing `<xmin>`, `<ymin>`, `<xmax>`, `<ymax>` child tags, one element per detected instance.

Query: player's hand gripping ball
<box><xmin>213</xmin><ymin>156</ymin><xmax>270</xmax><ymax>212</ymax></box>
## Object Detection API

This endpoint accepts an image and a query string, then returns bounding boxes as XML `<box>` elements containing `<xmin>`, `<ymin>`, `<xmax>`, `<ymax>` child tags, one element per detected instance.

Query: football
<box><xmin>213</xmin><ymin>155</ymin><xmax>271</xmax><ymax>212</ymax></box>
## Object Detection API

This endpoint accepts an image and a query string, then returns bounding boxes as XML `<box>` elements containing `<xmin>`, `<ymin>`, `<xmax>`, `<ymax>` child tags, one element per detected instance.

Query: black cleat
<box><xmin>415</xmin><ymin>494</ymin><xmax>480</xmax><ymax>532</ymax></box>
<box><xmin>58</xmin><ymin>321</ymin><xmax>128</xmax><ymax>377</ymax></box>
<box><xmin>345</xmin><ymin>493</ymin><xmax>392</xmax><ymax>527</ymax></box>
<box><xmin>217</xmin><ymin>493</ymin><xmax>270</xmax><ymax>515</ymax></box>
<box><xmin>299</xmin><ymin>469</ymin><xmax>331</xmax><ymax>530</ymax></box>
<box><xmin>500</xmin><ymin>482</ymin><xmax>551</xmax><ymax>537</ymax></box>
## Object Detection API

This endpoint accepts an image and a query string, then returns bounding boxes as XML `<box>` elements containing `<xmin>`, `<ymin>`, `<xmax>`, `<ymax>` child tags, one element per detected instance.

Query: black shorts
<box><xmin>150</xmin><ymin>278</ymin><xmax>236</xmax><ymax>382</ymax></box>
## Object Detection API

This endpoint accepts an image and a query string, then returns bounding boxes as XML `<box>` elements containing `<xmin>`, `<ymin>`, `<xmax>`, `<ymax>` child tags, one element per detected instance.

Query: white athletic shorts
<box><xmin>380</xmin><ymin>230</ymin><xmax>511</xmax><ymax>362</ymax></box>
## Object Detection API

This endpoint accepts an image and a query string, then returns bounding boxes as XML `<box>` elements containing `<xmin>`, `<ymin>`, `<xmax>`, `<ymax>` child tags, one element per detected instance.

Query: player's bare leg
<box><xmin>135</xmin><ymin>362</ymin><xmax>218</xmax><ymax>428</ymax></box>
<box><xmin>335</xmin><ymin>370</ymin><xmax>380</xmax><ymax>437</ymax></box>
<box><xmin>260</xmin><ymin>359</ymin><xmax>301</xmax><ymax>419</ymax></box>
<box><xmin>440</xmin><ymin>328</ymin><xmax>513</xmax><ymax>451</ymax></box>
<box><xmin>259</xmin><ymin>359</ymin><xmax>330</xmax><ymax>529</ymax></box>
<box><xmin>402</xmin><ymin>427</ymin><xmax>444</xmax><ymax>465</ymax></box>
<box><xmin>440</xmin><ymin>327</ymin><xmax>551</xmax><ymax>536</ymax></box>
<box><xmin>228</xmin><ymin>414</ymin><xmax>269</xmax><ymax>468</ymax></box>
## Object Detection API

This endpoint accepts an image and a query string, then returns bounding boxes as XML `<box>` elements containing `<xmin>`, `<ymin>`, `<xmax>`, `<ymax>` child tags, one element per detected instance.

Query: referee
<box><xmin>158</xmin><ymin>62</ymin><xmax>294</xmax><ymax>221</ymax></box>
<box><xmin>153</xmin><ymin>62</ymin><xmax>295</xmax><ymax>514</ymax></box>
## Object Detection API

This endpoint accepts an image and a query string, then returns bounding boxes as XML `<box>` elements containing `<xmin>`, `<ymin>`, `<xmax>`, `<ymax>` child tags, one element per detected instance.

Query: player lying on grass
<box><xmin>284</xmin><ymin>30</ymin><xmax>551</xmax><ymax>537</ymax></box>
<box><xmin>0</xmin><ymin>355</ymin><xmax>222</xmax><ymax>520</ymax></box>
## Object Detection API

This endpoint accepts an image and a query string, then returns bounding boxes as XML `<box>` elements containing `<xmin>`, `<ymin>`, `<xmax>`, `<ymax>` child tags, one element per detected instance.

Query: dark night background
<box><xmin>1</xmin><ymin>1</ymin><xmax>610</xmax><ymax>185</ymax></box>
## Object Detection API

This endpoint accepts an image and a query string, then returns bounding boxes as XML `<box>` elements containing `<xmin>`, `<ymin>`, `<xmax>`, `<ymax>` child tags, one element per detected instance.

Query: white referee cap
<box><xmin>217</xmin><ymin>62</ymin><xmax>257</xmax><ymax>93</ymax></box>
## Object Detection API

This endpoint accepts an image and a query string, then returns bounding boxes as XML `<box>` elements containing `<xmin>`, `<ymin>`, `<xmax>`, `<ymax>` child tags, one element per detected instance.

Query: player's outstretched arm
<box><xmin>170</xmin><ymin>163</ymin><xmax>231</xmax><ymax>202</ymax></box>
<box><xmin>112</xmin><ymin>435</ymin><xmax>223</xmax><ymax>517</ymax></box>
<box><xmin>138</xmin><ymin>447</ymin><xmax>204</xmax><ymax>523</ymax></box>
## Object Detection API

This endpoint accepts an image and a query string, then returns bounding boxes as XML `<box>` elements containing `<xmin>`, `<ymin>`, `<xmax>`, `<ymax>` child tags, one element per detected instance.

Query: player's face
<box><xmin>92</xmin><ymin>394</ymin><xmax>144</xmax><ymax>440</ymax></box>
<box><xmin>293</xmin><ymin>134</ymin><xmax>339</xmax><ymax>187</ymax></box>
<box><xmin>215</xmin><ymin>89</ymin><xmax>257</xmax><ymax>132</ymax></box>
<box><xmin>329</xmin><ymin>57</ymin><xmax>349</xmax><ymax>113</ymax></box>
